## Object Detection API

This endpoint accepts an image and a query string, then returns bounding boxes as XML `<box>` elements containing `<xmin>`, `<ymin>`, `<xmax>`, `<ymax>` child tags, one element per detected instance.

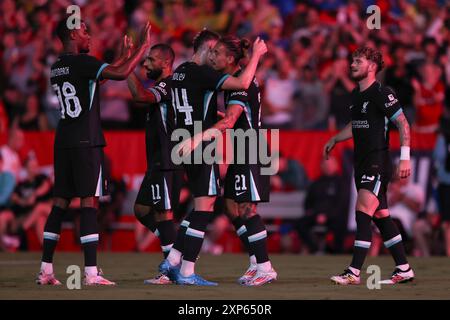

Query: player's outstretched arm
<box><xmin>205</xmin><ymin>104</ymin><xmax>243</xmax><ymax>138</ymax></box>
<box><xmin>221</xmin><ymin>37</ymin><xmax>267</xmax><ymax>91</ymax></box>
<box><xmin>392</xmin><ymin>112</ymin><xmax>411</xmax><ymax>179</ymax></box>
<box><xmin>101</xmin><ymin>22</ymin><xmax>151</xmax><ymax>80</ymax></box>
<box><xmin>323</xmin><ymin>121</ymin><xmax>353</xmax><ymax>159</ymax></box>
<box><xmin>109</xmin><ymin>35</ymin><xmax>134</xmax><ymax>68</ymax></box>
<box><xmin>127</xmin><ymin>72</ymin><xmax>158</xmax><ymax>104</ymax></box>
<box><xmin>177</xmin><ymin>104</ymin><xmax>244</xmax><ymax>157</ymax></box>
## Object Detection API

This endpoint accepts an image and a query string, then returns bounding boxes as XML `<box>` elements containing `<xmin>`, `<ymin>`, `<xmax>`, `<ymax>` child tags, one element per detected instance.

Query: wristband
<box><xmin>400</xmin><ymin>146</ymin><xmax>410</xmax><ymax>160</ymax></box>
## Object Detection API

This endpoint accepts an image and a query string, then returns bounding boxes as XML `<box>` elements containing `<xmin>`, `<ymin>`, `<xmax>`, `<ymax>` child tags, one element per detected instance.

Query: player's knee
<box><xmin>134</xmin><ymin>204</ymin><xmax>150</xmax><ymax>219</ymax></box>
<box><xmin>373</xmin><ymin>210</ymin><xmax>389</xmax><ymax>219</ymax></box>
<box><xmin>238</xmin><ymin>203</ymin><xmax>257</xmax><ymax>220</ymax></box>
<box><xmin>80</xmin><ymin>197</ymin><xmax>98</xmax><ymax>209</ymax></box>
<box><xmin>154</xmin><ymin>210</ymin><xmax>173</xmax><ymax>221</ymax></box>
<box><xmin>224</xmin><ymin>200</ymin><xmax>239</xmax><ymax>220</ymax></box>
<box><xmin>53</xmin><ymin>197</ymin><xmax>69</xmax><ymax>210</ymax></box>
<box><xmin>194</xmin><ymin>196</ymin><xmax>216</xmax><ymax>212</ymax></box>
<box><xmin>355</xmin><ymin>200</ymin><xmax>376</xmax><ymax>214</ymax></box>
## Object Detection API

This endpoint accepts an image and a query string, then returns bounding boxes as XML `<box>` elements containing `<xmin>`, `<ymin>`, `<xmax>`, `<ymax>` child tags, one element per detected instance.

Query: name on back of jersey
<box><xmin>172</xmin><ymin>72</ymin><xmax>185</xmax><ymax>81</ymax></box>
<box><xmin>50</xmin><ymin>67</ymin><xmax>70</xmax><ymax>78</ymax></box>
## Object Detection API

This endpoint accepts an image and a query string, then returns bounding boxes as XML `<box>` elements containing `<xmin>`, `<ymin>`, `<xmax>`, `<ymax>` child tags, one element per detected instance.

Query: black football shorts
<box><xmin>54</xmin><ymin>146</ymin><xmax>108</xmax><ymax>198</ymax></box>
<box><xmin>224</xmin><ymin>164</ymin><xmax>270</xmax><ymax>203</ymax></box>
<box><xmin>135</xmin><ymin>169</ymin><xmax>183</xmax><ymax>211</ymax></box>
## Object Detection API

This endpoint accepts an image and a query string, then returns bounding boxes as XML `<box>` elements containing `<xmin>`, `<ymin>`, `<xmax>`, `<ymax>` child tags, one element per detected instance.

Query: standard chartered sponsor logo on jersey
<box><xmin>352</xmin><ymin>120</ymin><xmax>370</xmax><ymax>129</ymax></box>
<box><xmin>384</xmin><ymin>99</ymin><xmax>398</xmax><ymax>108</ymax></box>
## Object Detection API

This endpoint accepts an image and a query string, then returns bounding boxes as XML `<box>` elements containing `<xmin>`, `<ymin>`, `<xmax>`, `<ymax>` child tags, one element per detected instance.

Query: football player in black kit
<box><xmin>161</xmin><ymin>30</ymin><xmax>267</xmax><ymax>286</ymax></box>
<box><xmin>37</xmin><ymin>17</ymin><xmax>152</xmax><ymax>286</ymax></box>
<box><xmin>324</xmin><ymin>47</ymin><xmax>415</xmax><ymax>285</ymax></box>
<box><xmin>179</xmin><ymin>35</ymin><xmax>276</xmax><ymax>286</ymax></box>
<box><xmin>127</xmin><ymin>43</ymin><xmax>183</xmax><ymax>284</ymax></box>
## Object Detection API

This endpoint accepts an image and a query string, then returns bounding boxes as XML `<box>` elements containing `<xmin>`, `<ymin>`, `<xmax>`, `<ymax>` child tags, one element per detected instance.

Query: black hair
<box><xmin>192</xmin><ymin>29</ymin><xmax>219</xmax><ymax>53</ymax></box>
<box><xmin>151</xmin><ymin>43</ymin><xmax>175</xmax><ymax>65</ymax></box>
<box><xmin>422</xmin><ymin>37</ymin><xmax>437</xmax><ymax>48</ymax></box>
<box><xmin>55</xmin><ymin>16</ymin><xmax>72</xmax><ymax>43</ymax></box>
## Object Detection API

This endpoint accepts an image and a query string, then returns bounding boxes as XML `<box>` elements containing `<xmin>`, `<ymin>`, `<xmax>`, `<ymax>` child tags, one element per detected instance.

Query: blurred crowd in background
<box><xmin>1</xmin><ymin>0</ymin><xmax>450</xmax><ymax>256</ymax></box>
<box><xmin>1</xmin><ymin>0</ymin><xmax>449</xmax><ymax>132</ymax></box>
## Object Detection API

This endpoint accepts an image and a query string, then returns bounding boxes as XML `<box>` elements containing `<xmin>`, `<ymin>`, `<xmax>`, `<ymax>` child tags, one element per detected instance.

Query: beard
<box><xmin>351</xmin><ymin>69</ymin><xmax>368</xmax><ymax>81</ymax></box>
<box><xmin>147</xmin><ymin>68</ymin><xmax>162</xmax><ymax>80</ymax></box>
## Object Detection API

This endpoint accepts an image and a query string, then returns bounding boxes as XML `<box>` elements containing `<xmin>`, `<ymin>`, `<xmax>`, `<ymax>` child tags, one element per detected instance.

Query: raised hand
<box><xmin>139</xmin><ymin>21</ymin><xmax>152</xmax><ymax>47</ymax></box>
<box><xmin>120</xmin><ymin>35</ymin><xmax>134</xmax><ymax>59</ymax></box>
<box><xmin>252</xmin><ymin>37</ymin><xmax>268</xmax><ymax>57</ymax></box>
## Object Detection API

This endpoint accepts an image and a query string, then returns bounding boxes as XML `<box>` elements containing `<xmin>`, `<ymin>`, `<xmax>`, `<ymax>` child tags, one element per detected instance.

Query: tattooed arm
<box><xmin>392</xmin><ymin>112</ymin><xmax>411</xmax><ymax>179</ymax></box>
<box><xmin>203</xmin><ymin>105</ymin><xmax>244</xmax><ymax>140</ymax></box>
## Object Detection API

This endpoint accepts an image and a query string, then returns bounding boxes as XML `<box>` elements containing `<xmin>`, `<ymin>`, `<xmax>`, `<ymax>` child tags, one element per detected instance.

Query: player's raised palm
<box><xmin>120</xmin><ymin>35</ymin><xmax>134</xmax><ymax>59</ymax></box>
<box><xmin>139</xmin><ymin>21</ymin><xmax>152</xmax><ymax>48</ymax></box>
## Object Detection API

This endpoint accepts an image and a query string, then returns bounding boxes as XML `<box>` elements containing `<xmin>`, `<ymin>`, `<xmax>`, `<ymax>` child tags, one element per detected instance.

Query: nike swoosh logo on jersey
<box><xmin>153</xmin><ymin>200</ymin><xmax>161</xmax><ymax>204</ymax></box>
<box><xmin>236</xmin><ymin>191</ymin><xmax>246</xmax><ymax>196</ymax></box>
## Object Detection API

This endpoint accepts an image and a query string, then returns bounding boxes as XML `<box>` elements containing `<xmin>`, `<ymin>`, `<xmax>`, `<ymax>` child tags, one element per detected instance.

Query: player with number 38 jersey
<box><xmin>50</xmin><ymin>53</ymin><xmax>108</xmax><ymax>148</ymax></box>
<box><xmin>37</xmin><ymin>16</ymin><xmax>152</xmax><ymax>287</ymax></box>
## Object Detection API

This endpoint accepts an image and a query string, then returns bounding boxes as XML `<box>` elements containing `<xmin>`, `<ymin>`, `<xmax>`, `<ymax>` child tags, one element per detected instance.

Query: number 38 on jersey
<box><xmin>52</xmin><ymin>81</ymin><xmax>82</xmax><ymax>119</ymax></box>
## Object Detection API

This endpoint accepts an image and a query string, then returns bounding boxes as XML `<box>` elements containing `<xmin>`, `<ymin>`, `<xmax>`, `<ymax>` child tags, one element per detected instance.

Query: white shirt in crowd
<box><xmin>389</xmin><ymin>183</ymin><xmax>425</xmax><ymax>236</ymax></box>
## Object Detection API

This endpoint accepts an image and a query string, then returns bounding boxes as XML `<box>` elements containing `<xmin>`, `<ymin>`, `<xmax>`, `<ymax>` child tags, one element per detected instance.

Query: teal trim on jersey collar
<box><xmin>96</xmin><ymin>63</ymin><xmax>109</xmax><ymax>80</ymax></box>
<box><xmin>390</xmin><ymin>108</ymin><xmax>403</xmax><ymax>122</ymax></box>
<box><xmin>227</xmin><ymin>100</ymin><xmax>246</xmax><ymax>108</ymax></box>
<box><xmin>216</xmin><ymin>74</ymin><xmax>230</xmax><ymax>90</ymax></box>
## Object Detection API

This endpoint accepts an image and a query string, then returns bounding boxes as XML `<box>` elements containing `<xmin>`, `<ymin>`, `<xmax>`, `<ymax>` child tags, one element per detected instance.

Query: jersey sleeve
<box><xmin>149</xmin><ymin>80</ymin><xmax>171</xmax><ymax>103</ymax></box>
<box><xmin>197</xmin><ymin>64</ymin><xmax>230</xmax><ymax>91</ymax></box>
<box><xmin>227</xmin><ymin>89</ymin><xmax>249</xmax><ymax>109</ymax></box>
<box><xmin>379</xmin><ymin>87</ymin><xmax>403</xmax><ymax>122</ymax></box>
<box><xmin>77</xmin><ymin>55</ymin><xmax>109</xmax><ymax>80</ymax></box>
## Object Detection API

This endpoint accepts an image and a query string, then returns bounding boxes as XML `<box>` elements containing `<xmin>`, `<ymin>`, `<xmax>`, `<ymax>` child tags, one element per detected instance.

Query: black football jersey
<box><xmin>171</xmin><ymin>62</ymin><xmax>229</xmax><ymax>133</ymax></box>
<box><xmin>350</xmin><ymin>81</ymin><xmax>403</xmax><ymax>170</ymax></box>
<box><xmin>225</xmin><ymin>71</ymin><xmax>264</xmax><ymax>165</ymax></box>
<box><xmin>50</xmin><ymin>53</ymin><xmax>109</xmax><ymax>148</ymax></box>
<box><xmin>225</xmin><ymin>72</ymin><xmax>261</xmax><ymax>130</ymax></box>
<box><xmin>145</xmin><ymin>76</ymin><xmax>178</xmax><ymax>171</ymax></box>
